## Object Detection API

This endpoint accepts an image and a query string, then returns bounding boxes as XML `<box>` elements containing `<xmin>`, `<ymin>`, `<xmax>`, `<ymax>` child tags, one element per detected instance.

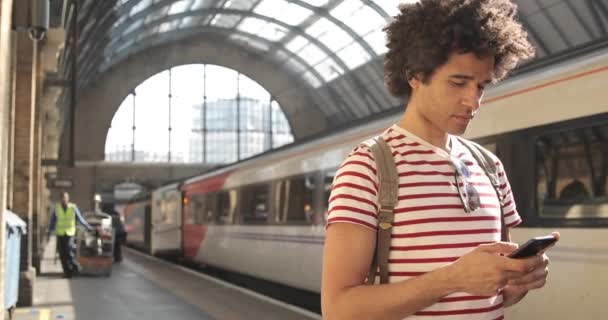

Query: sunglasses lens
<box><xmin>465</xmin><ymin>184</ymin><xmax>480</xmax><ymax>211</ymax></box>
<box><xmin>451</xmin><ymin>157</ymin><xmax>470</xmax><ymax>178</ymax></box>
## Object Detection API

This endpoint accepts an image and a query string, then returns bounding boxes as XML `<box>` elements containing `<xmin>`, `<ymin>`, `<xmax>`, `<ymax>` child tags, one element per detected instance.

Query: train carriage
<box><xmin>121</xmin><ymin>193</ymin><xmax>152</xmax><ymax>252</ymax></box>
<box><xmin>150</xmin><ymin>183</ymin><xmax>183</xmax><ymax>257</ymax></box>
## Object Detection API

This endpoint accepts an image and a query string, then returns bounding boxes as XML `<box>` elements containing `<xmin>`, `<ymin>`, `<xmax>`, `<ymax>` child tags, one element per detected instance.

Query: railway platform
<box><xmin>11</xmin><ymin>237</ymin><xmax>321</xmax><ymax>320</ymax></box>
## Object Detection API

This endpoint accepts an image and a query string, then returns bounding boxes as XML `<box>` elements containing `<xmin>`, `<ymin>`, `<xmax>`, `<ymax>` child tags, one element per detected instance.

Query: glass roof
<box><xmin>100</xmin><ymin>0</ymin><xmax>400</xmax><ymax>90</ymax></box>
<box><xmin>64</xmin><ymin>0</ymin><xmax>608</xmax><ymax>132</ymax></box>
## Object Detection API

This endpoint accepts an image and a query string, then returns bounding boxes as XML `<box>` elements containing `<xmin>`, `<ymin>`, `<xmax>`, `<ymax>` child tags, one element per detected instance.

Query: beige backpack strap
<box><xmin>362</xmin><ymin>136</ymin><xmax>398</xmax><ymax>285</ymax></box>
<box><xmin>456</xmin><ymin>137</ymin><xmax>507</xmax><ymax>241</ymax></box>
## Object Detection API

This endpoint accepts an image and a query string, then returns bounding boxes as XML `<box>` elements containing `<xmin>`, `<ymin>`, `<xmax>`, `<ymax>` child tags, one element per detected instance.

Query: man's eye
<box><xmin>451</xmin><ymin>81</ymin><xmax>466</xmax><ymax>87</ymax></box>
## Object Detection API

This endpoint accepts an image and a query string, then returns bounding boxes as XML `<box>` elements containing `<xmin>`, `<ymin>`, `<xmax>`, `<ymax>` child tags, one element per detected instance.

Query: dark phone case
<box><xmin>508</xmin><ymin>235</ymin><xmax>557</xmax><ymax>259</ymax></box>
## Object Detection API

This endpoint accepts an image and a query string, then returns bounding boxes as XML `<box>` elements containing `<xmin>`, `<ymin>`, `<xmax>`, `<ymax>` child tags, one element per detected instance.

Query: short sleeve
<box><xmin>495</xmin><ymin>158</ymin><xmax>522</xmax><ymax>228</ymax></box>
<box><xmin>326</xmin><ymin>145</ymin><xmax>380</xmax><ymax>230</ymax></box>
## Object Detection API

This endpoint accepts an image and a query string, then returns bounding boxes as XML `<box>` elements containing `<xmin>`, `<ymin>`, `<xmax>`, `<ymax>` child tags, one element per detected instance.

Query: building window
<box><xmin>105</xmin><ymin>64</ymin><xmax>294</xmax><ymax>163</ymax></box>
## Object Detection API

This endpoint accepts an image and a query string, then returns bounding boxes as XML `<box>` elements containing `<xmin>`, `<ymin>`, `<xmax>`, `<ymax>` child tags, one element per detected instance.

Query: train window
<box><xmin>277</xmin><ymin>175</ymin><xmax>316</xmax><ymax>224</ymax></box>
<box><xmin>323</xmin><ymin>170</ymin><xmax>336</xmax><ymax>220</ymax></box>
<box><xmin>190</xmin><ymin>195</ymin><xmax>206</xmax><ymax>225</ymax></box>
<box><xmin>324</xmin><ymin>170</ymin><xmax>336</xmax><ymax>205</ymax></box>
<box><xmin>157</xmin><ymin>192</ymin><xmax>179</xmax><ymax>225</ymax></box>
<box><xmin>536</xmin><ymin>123</ymin><xmax>608</xmax><ymax>219</ymax></box>
<box><xmin>240</xmin><ymin>184</ymin><xmax>270</xmax><ymax>224</ymax></box>
<box><xmin>184</xmin><ymin>197</ymin><xmax>195</xmax><ymax>225</ymax></box>
<box><xmin>217</xmin><ymin>190</ymin><xmax>236</xmax><ymax>224</ymax></box>
<box><xmin>205</xmin><ymin>193</ymin><xmax>218</xmax><ymax>223</ymax></box>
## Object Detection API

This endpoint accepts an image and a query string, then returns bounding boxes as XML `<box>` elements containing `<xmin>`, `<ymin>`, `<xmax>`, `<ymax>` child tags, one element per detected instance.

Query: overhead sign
<box><xmin>49</xmin><ymin>178</ymin><xmax>73</xmax><ymax>189</ymax></box>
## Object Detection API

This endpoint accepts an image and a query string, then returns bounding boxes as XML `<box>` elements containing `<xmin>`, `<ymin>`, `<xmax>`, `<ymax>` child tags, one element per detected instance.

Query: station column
<box><xmin>0</xmin><ymin>0</ymin><xmax>16</xmax><ymax>315</ymax></box>
<box><xmin>11</xmin><ymin>31</ymin><xmax>38</xmax><ymax>307</ymax></box>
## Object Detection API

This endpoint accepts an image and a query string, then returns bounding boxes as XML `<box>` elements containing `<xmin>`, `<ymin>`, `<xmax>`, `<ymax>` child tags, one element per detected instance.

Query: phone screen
<box><xmin>508</xmin><ymin>235</ymin><xmax>557</xmax><ymax>259</ymax></box>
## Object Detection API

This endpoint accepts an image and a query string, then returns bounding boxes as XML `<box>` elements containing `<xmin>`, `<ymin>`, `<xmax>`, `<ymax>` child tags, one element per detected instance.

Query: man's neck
<box><xmin>398</xmin><ymin>106</ymin><xmax>451</xmax><ymax>152</ymax></box>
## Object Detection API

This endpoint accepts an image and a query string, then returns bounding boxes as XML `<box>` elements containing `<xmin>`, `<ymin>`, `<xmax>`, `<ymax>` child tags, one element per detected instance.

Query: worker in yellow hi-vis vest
<box><xmin>47</xmin><ymin>191</ymin><xmax>94</xmax><ymax>278</ymax></box>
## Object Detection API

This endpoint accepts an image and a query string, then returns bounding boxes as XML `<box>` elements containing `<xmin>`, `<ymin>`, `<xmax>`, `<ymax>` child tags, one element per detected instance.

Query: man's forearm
<box><xmin>325</xmin><ymin>266</ymin><xmax>459</xmax><ymax>320</ymax></box>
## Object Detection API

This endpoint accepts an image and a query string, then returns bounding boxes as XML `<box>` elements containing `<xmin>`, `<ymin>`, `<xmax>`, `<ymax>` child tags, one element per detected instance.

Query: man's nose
<box><xmin>461</xmin><ymin>89</ymin><xmax>482</xmax><ymax>110</ymax></box>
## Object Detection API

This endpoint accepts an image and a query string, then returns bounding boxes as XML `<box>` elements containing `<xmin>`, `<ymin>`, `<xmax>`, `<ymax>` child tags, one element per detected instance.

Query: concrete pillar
<box><xmin>0</xmin><ymin>0</ymin><xmax>16</xmax><ymax>315</ymax></box>
<box><xmin>31</xmin><ymin>59</ymin><xmax>42</xmax><ymax>274</ymax></box>
<box><xmin>12</xmin><ymin>31</ymin><xmax>37</xmax><ymax>307</ymax></box>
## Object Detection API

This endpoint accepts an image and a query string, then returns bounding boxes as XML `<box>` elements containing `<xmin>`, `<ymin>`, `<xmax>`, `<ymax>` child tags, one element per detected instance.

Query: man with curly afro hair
<box><xmin>322</xmin><ymin>1</ymin><xmax>559</xmax><ymax>319</ymax></box>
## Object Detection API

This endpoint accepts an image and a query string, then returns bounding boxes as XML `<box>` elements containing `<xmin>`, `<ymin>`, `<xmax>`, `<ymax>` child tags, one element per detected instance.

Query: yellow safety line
<box><xmin>39</xmin><ymin>309</ymin><xmax>50</xmax><ymax>320</ymax></box>
<box><xmin>12</xmin><ymin>308</ymin><xmax>51</xmax><ymax>319</ymax></box>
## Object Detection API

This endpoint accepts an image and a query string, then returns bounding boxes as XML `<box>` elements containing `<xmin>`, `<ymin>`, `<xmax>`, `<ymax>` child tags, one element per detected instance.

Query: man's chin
<box><xmin>447</xmin><ymin>125</ymin><xmax>468</xmax><ymax>136</ymax></box>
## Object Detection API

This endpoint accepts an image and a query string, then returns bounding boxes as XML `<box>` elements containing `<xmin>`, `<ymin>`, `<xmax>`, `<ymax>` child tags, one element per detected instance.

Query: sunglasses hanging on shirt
<box><xmin>450</xmin><ymin>155</ymin><xmax>481</xmax><ymax>213</ymax></box>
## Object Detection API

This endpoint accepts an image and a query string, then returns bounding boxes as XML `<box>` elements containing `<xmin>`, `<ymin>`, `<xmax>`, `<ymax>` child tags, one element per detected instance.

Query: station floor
<box><xmin>11</xmin><ymin>238</ymin><xmax>321</xmax><ymax>320</ymax></box>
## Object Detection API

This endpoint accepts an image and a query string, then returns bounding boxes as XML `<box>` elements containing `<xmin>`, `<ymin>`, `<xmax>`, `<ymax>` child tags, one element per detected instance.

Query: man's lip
<box><xmin>453</xmin><ymin>115</ymin><xmax>473</xmax><ymax>119</ymax></box>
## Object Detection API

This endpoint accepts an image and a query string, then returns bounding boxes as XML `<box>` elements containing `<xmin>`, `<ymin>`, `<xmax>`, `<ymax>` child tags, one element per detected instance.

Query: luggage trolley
<box><xmin>75</xmin><ymin>213</ymin><xmax>114</xmax><ymax>277</ymax></box>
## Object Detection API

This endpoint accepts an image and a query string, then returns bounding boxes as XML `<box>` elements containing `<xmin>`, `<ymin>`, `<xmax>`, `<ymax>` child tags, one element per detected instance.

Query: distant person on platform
<box><xmin>47</xmin><ymin>191</ymin><xmax>94</xmax><ymax>278</ymax></box>
<box><xmin>101</xmin><ymin>202</ymin><xmax>126</xmax><ymax>263</ymax></box>
<box><xmin>87</xmin><ymin>194</ymin><xmax>112</xmax><ymax>221</ymax></box>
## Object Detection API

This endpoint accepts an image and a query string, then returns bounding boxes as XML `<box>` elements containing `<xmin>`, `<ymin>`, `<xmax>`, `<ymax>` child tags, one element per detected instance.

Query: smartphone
<box><xmin>508</xmin><ymin>235</ymin><xmax>557</xmax><ymax>259</ymax></box>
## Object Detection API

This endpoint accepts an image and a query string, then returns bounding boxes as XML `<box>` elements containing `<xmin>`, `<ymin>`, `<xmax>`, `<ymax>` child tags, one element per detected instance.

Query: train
<box><xmin>120</xmin><ymin>45</ymin><xmax>608</xmax><ymax>319</ymax></box>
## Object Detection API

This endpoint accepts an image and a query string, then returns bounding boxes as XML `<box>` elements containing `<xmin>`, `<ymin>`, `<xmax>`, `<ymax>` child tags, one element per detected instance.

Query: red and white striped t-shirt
<box><xmin>327</xmin><ymin>125</ymin><xmax>521</xmax><ymax>320</ymax></box>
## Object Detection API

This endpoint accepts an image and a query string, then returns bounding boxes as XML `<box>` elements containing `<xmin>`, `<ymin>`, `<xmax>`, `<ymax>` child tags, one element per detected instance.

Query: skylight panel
<box><xmin>363</xmin><ymin>29</ymin><xmax>387</xmax><ymax>55</ymax></box>
<box><xmin>346</xmin><ymin>6</ymin><xmax>387</xmax><ymax>35</ymax></box>
<box><xmin>237</xmin><ymin>17</ymin><xmax>268</xmax><ymax>35</ymax></box>
<box><xmin>297</xmin><ymin>44</ymin><xmax>327</xmax><ymax>66</ymax></box>
<box><xmin>316</xmin><ymin>24</ymin><xmax>354</xmax><ymax>52</ymax></box>
<box><xmin>375</xmin><ymin>0</ymin><xmax>412</xmax><ymax>17</ymax></box>
<box><xmin>255</xmin><ymin>0</ymin><xmax>313</xmax><ymax>26</ymax></box>
<box><xmin>314</xmin><ymin>58</ymin><xmax>344</xmax><ymax>82</ymax></box>
<box><xmin>258</xmin><ymin>23</ymin><xmax>289</xmax><ymax>41</ymax></box>
<box><xmin>210</xmin><ymin>14</ymin><xmax>241</xmax><ymax>28</ymax></box>
<box><xmin>129</xmin><ymin>0</ymin><xmax>152</xmax><ymax>17</ymax></box>
<box><xmin>122</xmin><ymin>19</ymin><xmax>143</xmax><ymax>38</ymax></box>
<box><xmin>179</xmin><ymin>16</ymin><xmax>199</xmax><ymax>29</ymax></box>
<box><xmin>158</xmin><ymin>20</ymin><xmax>180</xmax><ymax>34</ymax></box>
<box><xmin>225</xmin><ymin>0</ymin><xmax>257</xmax><ymax>11</ymax></box>
<box><xmin>168</xmin><ymin>0</ymin><xmax>191</xmax><ymax>16</ymax></box>
<box><xmin>286</xmin><ymin>36</ymin><xmax>310</xmax><ymax>53</ymax></box>
<box><xmin>144</xmin><ymin>6</ymin><xmax>169</xmax><ymax>24</ymax></box>
<box><xmin>330</xmin><ymin>0</ymin><xmax>361</xmax><ymax>23</ymax></box>
<box><xmin>305</xmin><ymin>18</ymin><xmax>334</xmax><ymax>38</ymax></box>
<box><xmin>254</xmin><ymin>0</ymin><xmax>287</xmax><ymax>17</ymax></box>
<box><xmin>112</xmin><ymin>15</ymin><xmax>128</xmax><ymax>29</ymax></box>
<box><xmin>190</xmin><ymin>0</ymin><xmax>212</xmax><ymax>10</ymax></box>
<box><xmin>337</xmin><ymin>42</ymin><xmax>371</xmax><ymax>69</ymax></box>
<box><xmin>279</xmin><ymin>2</ymin><xmax>313</xmax><ymax>26</ymax></box>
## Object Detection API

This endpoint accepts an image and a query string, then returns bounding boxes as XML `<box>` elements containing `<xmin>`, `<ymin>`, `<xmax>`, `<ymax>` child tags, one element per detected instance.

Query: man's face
<box><xmin>61</xmin><ymin>193</ymin><xmax>69</xmax><ymax>205</ymax></box>
<box><xmin>410</xmin><ymin>52</ymin><xmax>495</xmax><ymax>135</ymax></box>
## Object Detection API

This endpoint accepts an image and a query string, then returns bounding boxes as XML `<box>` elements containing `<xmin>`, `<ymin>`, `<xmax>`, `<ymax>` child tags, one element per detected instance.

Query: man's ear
<box><xmin>408</xmin><ymin>74</ymin><xmax>422</xmax><ymax>90</ymax></box>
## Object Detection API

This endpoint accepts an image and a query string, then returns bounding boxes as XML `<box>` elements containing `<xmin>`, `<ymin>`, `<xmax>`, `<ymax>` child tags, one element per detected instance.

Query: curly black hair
<box><xmin>384</xmin><ymin>0</ymin><xmax>535</xmax><ymax>97</ymax></box>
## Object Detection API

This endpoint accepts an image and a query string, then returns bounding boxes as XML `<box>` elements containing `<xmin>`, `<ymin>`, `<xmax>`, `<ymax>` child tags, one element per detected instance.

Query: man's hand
<box><xmin>446</xmin><ymin>242</ymin><xmax>544</xmax><ymax>296</ymax></box>
<box><xmin>502</xmin><ymin>232</ymin><xmax>560</xmax><ymax>306</ymax></box>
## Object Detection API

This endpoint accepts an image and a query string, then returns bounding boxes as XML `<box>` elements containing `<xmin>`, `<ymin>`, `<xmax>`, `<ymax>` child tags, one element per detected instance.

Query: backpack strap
<box><xmin>455</xmin><ymin>137</ymin><xmax>507</xmax><ymax>241</ymax></box>
<box><xmin>362</xmin><ymin>136</ymin><xmax>398</xmax><ymax>285</ymax></box>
